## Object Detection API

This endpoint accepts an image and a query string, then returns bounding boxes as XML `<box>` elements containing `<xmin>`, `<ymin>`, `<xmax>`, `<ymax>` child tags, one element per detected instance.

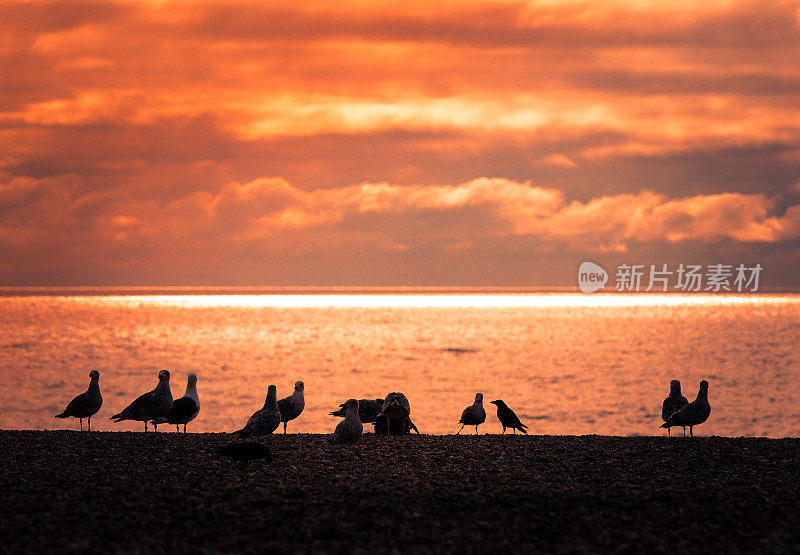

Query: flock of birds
<box><xmin>55</xmin><ymin>370</ymin><xmax>712</xmax><ymax>466</ymax></box>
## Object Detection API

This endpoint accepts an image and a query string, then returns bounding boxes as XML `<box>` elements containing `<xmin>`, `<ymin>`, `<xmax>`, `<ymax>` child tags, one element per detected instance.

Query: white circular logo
<box><xmin>578</xmin><ymin>261</ymin><xmax>607</xmax><ymax>293</ymax></box>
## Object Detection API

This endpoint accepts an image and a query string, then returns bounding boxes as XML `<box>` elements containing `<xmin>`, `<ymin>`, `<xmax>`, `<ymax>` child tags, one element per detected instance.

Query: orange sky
<box><xmin>2</xmin><ymin>0</ymin><xmax>800</xmax><ymax>285</ymax></box>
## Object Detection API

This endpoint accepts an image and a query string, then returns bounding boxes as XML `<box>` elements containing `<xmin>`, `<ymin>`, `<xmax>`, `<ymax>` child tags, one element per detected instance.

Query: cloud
<box><xmin>4</xmin><ymin>175</ymin><xmax>800</xmax><ymax>275</ymax></box>
<box><xmin>3</xmin><ymin>0</ymin><xmax>800</xmax><ymax>284</ymax></box>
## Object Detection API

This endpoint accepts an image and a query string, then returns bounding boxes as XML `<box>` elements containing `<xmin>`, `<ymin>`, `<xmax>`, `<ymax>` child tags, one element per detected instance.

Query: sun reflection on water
<box><xmin>68</xmin><ymin>293</ymin><xmax>798</xmax><ymax>309</ymax></box>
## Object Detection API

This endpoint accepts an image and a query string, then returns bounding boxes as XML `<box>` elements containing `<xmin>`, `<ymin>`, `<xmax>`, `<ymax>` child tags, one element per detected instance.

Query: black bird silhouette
<box><xmin>55</xmin><ymin>370</ymin><xmax>103</xmax><ymax>431</ymax></box>
<box><xmin>490</xmin><ymin>400</ymin><xmax>528</xmax><ymax>434</ymax></box>
<box><xmin>330</xmin><ymin>398</ymin><xmax>384</xmax><ymax>423</ymax></box>
<box><xmin>660</xmin><ymin>380</ymin><xmax>711</xmax><ymax>438</ymax></box>
<box><xmin>661</xmin><ymin>379</ymin><xmax>689</xmax><ymax>436</ymax></box>
<box><xmin>216</xmin><ymin>442</ymin><xmax>272</xmax><ymax>470</ymax></box>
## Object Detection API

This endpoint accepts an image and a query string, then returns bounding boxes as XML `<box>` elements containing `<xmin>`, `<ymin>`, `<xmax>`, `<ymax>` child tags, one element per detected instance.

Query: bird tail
<box><xmin>660</xmin><ymin>422</ymin><xmax>670</xmax><ymax>428</ymax></box>
<box><xmin>232</xmin><ymin>426</ymin><xmax>251</xmax><ymax>438</ymax></box>
<box><xmin>329</xmin><ymin>409</ymin><xmax>345</xmax><ymax>418</ymax></box>
<box><xmin>518</xmin><ymin>427</ymin><xmax>528</xmax><ymax>434</ymax></box>
<box><xmin>55</xmin><ymin>412</ymin><xmax>69</xmax><ymax>418</ymax></box>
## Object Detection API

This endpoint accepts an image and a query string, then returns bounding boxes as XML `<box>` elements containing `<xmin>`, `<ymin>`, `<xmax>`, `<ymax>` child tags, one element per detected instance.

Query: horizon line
<box><xmin>1</xmin><ymin>285</ymin><xmax>799</xmax><ymax>296</ymax></box>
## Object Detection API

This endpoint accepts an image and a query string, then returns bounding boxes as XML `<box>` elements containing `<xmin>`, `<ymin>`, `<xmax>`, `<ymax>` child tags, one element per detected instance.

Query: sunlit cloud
<box><xmin>2</xmin><ymin>0</ymin><xmax>800</xmax><ymax>284</ymax></box>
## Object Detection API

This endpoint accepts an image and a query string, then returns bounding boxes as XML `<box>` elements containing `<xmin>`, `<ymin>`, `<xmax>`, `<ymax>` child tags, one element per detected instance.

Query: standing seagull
<box><xmin>661</xmin><ymin>379</ymin><xmax>689</xmax><ymax>436</ymax></box>
<box><xmin>55</xmin><ymin>370</ymin><xmax>103</xmax><ymax>431</ymax></box>
<box><xmin>661</xmin><ymin>380</ymin><xmax>711</xmax><ymax>437</ymax></box>
<box><xmin>277</xmin><ymin>380</ymin><xmax>305</xmax><ymax>434</ymax></box>
<box><xmin>233</xmin><ymin>385</ymin><xmax>281</xmax><ymax>440</ymax></box>
<box><xmin>330</xmin><ymin>399</ymin><xmax>363</xmax><ymax>444</ymax></box>
<box><xmin>153</xmin><ymin>372</ymin><xmax>200</xmax><ymax>433</ymax></box>
<box><xmin>490</xmin><ymin>399</ymin><xmax>528</xmax><ymax>434</ymax></box>
<box><xmin>110</xmin><ymin>370</ymin><xmax>173</xmax><ymax>432</ymax></box>
<box><xmin>457</xmin><ymin>393</ymin><xmax>486</xmax><ymax>435</ymax></box>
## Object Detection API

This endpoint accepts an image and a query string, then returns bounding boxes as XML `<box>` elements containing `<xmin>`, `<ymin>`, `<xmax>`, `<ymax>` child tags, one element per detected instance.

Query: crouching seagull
<box><xmin>330</xmin><ymin>399</ymin><xmax>363</xmax><ymax>445</ymax></box>
<box><xmin>216</xmin><ymin>442</ymin><xmax>272</xmax><ymax>471</ymax></box>
<box><xmin>330</xmin><ymin>398</ymin><xmax>384</xmax><ymax>423</ymax></box>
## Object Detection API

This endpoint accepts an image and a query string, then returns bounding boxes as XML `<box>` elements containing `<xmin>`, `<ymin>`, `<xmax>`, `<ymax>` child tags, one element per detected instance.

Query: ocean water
<box><xmin>0</xmin><ymin>290</ymin><xmax>798</xmax><ymax>437</ymax></box>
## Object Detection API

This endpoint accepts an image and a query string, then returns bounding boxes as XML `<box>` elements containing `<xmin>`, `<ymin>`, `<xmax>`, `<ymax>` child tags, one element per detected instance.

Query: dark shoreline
<box><xmin>1</xmin><ymin>431</ymin><xmax>797</xmax><ymax>553</ymax></box>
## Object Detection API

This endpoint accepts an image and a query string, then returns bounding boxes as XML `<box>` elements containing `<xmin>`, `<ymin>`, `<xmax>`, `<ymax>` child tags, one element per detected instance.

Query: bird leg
<box><xmin>183</xmin><ymin>424</ymin><xmax>187</xmax><ymax>433</ymax></box>
<box><xmin>690</xmin><ymin>426</ymin><xmax>694</xmax><ymax>438</ymax></box>
<box><xmin>475</xmin><ymin>425</ymin><xmax>479</xmax><ymax>435</ymax></box>
<box><xmin>176</xmin><ymin>425</ymin><xmax>180</xmax><ymax>432</ymax></box>
<box><xmin>154</xmin><ymin>422</ymin><xmax>158</xmax><ymax>433</ymax></box>
<box><xmin>88</xmin><ymin>417</ymin><xmax>91</xmax><ymax>432</ymax></box>
<box><xmin>456</xmin><ymin>424</ymin><xmax>465</xmax><ymax>435</ymax></box>
<box><xmin>144</xmin><ymin>421</ymin><xmax>148</xmax><ymax>433</ymax></box>
<box><xmin>667</xmin><ymin>427</ymin><xmax>671</xmax><ymax>437</ymax></box>
<box><xmin>502</xmin><ymin>427</ymin><xmax>506</xmax><ymax>435</ymax></box>
<box><xmin>284</xmin><ymin>422</ymin><xmax>288</xmax><ymax>434</ymax></box>
<box><xmin>683</xmin><ymin>426</ymin><xmax>686</xmax><ymax>437</ymax></box>
<box><xmin>79</xmin><ymin>418</ymin><xmax>83</xmax><ymax>431</ymax></box>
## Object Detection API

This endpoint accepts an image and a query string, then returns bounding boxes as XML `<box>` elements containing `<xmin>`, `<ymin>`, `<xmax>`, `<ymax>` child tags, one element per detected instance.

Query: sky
<box><xmin>2</xmin><ymin>0</ymin><xmax>800</xmax><ymax>286</ymax></box>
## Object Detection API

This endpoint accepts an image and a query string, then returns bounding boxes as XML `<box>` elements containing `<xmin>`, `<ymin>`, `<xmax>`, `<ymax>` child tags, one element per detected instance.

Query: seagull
<box><xmin>55</xmin><ymin>370</ymin><xmax>103</xmax><ymax>431</ymax></box>
<box><xmin>490</xmin><ymin>399</ymin><xmax>528</xmax><ymax>434</ymax></box>
<box><xmin>277</xmin><ymin>381</ymin><xmax>305</xmax><ymax>434</ymax></box>
<box><xmin>153</xmin><ymin>372</ymin><xmax>200</xmax><ymax>433</ymax></box>
<box><xmin>661</xmin><ymin>380</ymin><xmax>711</xmax><ymax>437</ymax></box>
<box><xmin>661</xmin><ymin>379</ymin><xmax>689</xmax><ymax>436</ymax></box>
<box><xmin>457</xmin><ymin>393</ymin><xmax>486</xmax><ymax>435</ymax></box>
<box><xmin>330</xmin><ymin>398</ymin><xmax>384</xmax><ymax>423</ymax></box>
<box><xmin>330</xmin><ymin>399</ymin><xmax>363</xmax><ymax>444</ymax></box>
<box><xmin>376</xmin><ymin>392</ymin><xmax>418</xmax><ymax>435</ymax></box>
<box><xmin>233</xmin><ymin>384</ymin><xmax>281</xmax><ymax>440</ymax></box>
<box><xmin>216</xmin><ymin>442</ymin><xmax>272</xmax><ymax>471</ymax></box>
<box><xmin>110</xmin><ymin>370</ymin><xmax>173</xmax><ymax>432</ymax></box>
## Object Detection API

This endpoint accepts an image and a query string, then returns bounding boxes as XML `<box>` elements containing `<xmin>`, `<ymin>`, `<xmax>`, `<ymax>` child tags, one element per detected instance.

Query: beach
<box><xmin>1</xmin><ymin>431</ymin><xmax>797</xmax><ymax>553</ymax></box>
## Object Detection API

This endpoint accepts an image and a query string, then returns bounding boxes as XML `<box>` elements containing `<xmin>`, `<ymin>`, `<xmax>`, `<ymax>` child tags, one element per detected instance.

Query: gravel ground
<box><xmin>0</xmin><ymin>431</ymin><xmax>798</xmax><ymax>553</ymax></box>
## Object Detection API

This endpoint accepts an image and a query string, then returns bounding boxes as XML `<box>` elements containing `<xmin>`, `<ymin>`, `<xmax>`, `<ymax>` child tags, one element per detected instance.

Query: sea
<box><xmin>1</xmin><ymin>287</ymin><xmax>798</xmax><ymax>437</ymax></box>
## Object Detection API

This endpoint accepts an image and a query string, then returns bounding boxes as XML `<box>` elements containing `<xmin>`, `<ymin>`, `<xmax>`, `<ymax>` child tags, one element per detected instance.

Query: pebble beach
<box><xmin>1</xmin><ymin>431</ymin><xmax>798</xmax><ymax>553</ymax></box>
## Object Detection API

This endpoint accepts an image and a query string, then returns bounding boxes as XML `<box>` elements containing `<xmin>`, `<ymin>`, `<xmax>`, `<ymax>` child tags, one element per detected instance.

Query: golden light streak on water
<box><xmin>60</xmin><ymin>293</ymin><xmax>797</xmax><ymax>309</ymax></box>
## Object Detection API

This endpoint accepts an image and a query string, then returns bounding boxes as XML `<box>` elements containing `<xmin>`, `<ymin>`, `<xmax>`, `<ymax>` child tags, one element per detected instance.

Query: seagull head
<box><xmin>669</xmin><ymin>380</ymin><xmax>681</xmax><ymax>393</ymax></box>
<box><xmin>158</xmin><ymin>370</ymin><xmax>170</xmax><ymax>381</ymax></box>
<box><xmin>475</xmin><ymin>393</ymin><xmax>483</xmax><ymax>402</ymax></box>
<box><xmin>699</xmin><ymin>379</ymin><xmax>709</xmax><ymax>392</ymax></box>
<box><xmin>187</xmin><ymin>372</ymin><xmax>198</xmax><ymax>384</ymax></box>
<box><xmin>294</xmin><ymin>381</ymin><xmax>304</xmax><ymax>391</ymax></box>
<box><xmin>89</xmin><ymin>370</ymin><xmax>100</xmax><ymax>380</ymax></box>
<box><xmin>490</xmin><ymin>400</ymin><xmax>505</xmax><ymax>408</ymax></box>
<box><xmin>345</xmin><ymin>398</ymin><xmax>359</xmax><ymax>411</ymax></box>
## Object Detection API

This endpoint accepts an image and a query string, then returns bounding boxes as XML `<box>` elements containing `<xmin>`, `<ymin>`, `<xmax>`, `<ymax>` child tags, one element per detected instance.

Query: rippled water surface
<box><xmin>1</xmin><ymin>291</ymin><xmax>798</xmax><ymax>437</ymax></box>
